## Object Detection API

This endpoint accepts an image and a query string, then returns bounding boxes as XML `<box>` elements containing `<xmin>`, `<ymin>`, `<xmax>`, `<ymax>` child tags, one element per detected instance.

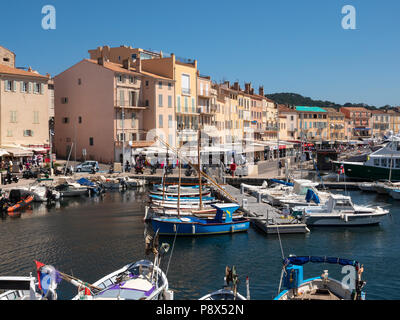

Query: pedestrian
<box><xmin>230</xmin><ymin>161</ymin><xmax>237</xmax><ymax>178</ymax></box>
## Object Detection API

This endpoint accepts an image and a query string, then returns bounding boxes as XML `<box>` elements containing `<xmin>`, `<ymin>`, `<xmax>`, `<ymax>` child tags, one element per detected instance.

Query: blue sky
<box><xmin>1</xmin><ymin>0</ymin><xmax>399</xmax><ymax>107</ymax></box>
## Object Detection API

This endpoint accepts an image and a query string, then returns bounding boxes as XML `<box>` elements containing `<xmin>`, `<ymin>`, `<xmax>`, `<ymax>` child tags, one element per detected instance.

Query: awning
<box><xmin>3</xmin><ymin>147</ymin><xmax>33</xmax><ymax>157</ymax></box>
<box><xmin>0</xmin><ymin>149</ymin><xmax>9</xmax><ymax>157</ymax></box>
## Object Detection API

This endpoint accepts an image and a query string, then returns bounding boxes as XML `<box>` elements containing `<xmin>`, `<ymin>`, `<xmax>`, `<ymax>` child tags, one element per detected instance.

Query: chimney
<box><xmin>259</xmin><ymin>86</ymin><xmax>264</xmax><ymax>96</ymax></box>
<box><xmin>244</xmin><ymin>82</ymin><xmax>252</xmax><ymax>94</ymax></box>
<box><xmin>28</xmin><ymin>66</ymin><xmax>32</xmax><ymax>72</ymax></box>
<box><xmin>250</xmin><ymin>88</ymin><xmax>254</xmax><ymax>95</ymax></box>
<box><xmin>135</xmin><ymin>57</ymin><xmax>141</xmax><ymax>73</ymax></box>
<box><xmin>123</xmin><ymin>58</ymin><xmax>131</xmax><ymax>70</ymax></box>
<box><xmin>224</xmin><ymin>80</ymin><xmax>230</xmax><ymax>88</ymax></box>
<box><xmin>233</xmin><ymin>82</ymin><xmax>240</xmax><ymax>91</ymax></box>
<box><xmin>97</xmin><ymin>57</ymin><xmax>104</xmax><ymax>66</ymax></box>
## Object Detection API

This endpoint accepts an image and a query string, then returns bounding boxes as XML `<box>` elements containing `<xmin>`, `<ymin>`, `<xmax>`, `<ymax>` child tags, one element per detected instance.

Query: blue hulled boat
<box><xmin>274</xmin><ymin>255</ymin><xmax>366</xmax><ymax>300</ymax></box>
<box><xmin>149</xmin><ymin>194</ymin><xmax>215</xmax><ymax>202</ymax></box>
<box><xmin>151</xmin><ymin>203</ymin><xmax>249</xmax><ymax>236</ymax></box>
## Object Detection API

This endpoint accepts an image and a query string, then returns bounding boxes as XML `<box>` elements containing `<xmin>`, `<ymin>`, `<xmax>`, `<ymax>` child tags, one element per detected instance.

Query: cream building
<box><xmin>0</xmin><ymin>45</ymin><xmax>50</xmax><ymax>159</ymax></box>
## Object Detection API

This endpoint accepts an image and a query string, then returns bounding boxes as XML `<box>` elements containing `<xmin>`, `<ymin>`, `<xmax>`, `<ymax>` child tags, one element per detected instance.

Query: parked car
<box><xmin>75</xmin><ymin>161</ymin><xmax>99</xmax><ymax>173</ymax></box>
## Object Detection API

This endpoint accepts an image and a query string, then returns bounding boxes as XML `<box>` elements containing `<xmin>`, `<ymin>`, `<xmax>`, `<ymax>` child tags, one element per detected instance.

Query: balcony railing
<box><xmin>181</xmin><ymin>88</ymin><xmax>191</xmax><ymax>95</ymax></box>
<box><xmin>115</xmin><ymin>100</ymin><xmax>146</xmax><ymax>109</ymax></box>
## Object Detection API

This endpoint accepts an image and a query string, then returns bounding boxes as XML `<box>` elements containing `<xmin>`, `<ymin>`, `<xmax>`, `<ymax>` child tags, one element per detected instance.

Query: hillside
<box><xmin>265</xmin><ymin>93</ymin><xmax>386</xmax><ymax>110</ymax></box>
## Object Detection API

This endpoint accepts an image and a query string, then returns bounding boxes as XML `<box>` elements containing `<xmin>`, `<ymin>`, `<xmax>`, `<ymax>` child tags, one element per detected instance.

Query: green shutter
<box><xmin>13</xmin><ymin>80</ymin><xmax>17</xmax><ymax>92</ymax></box>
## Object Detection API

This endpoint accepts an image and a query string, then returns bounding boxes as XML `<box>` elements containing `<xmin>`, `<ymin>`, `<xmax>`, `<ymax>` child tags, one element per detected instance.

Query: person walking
<box><xmin>230</xmin><ymin>161</ymin><xmax>237</xmax><ymax>178</ymax></box>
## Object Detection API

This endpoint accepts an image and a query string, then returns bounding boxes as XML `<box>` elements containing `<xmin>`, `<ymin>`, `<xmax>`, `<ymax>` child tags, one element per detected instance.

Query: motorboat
<box><xmin>17</xmin><ymin>184</ymin><xmax>60</xmax><ymax>202</ymax></box>
<box><xmin>55</xmin><ymin>182</ymin><xmax>89</xmax><ymax>197</ymax></box>
<box><xmin>292</xmin><ymin>194</ymin><xmax>389</xmax><ymax>226</ymax></box>
<box><xmin>120</xmin><ymin>177</ymin><xmax>147</xmax><ymax>188</ymax></box>
<box><xmin>274</xmin><ymin>255</ymin><xmax>366</xmax><ymax>300</ymax></box>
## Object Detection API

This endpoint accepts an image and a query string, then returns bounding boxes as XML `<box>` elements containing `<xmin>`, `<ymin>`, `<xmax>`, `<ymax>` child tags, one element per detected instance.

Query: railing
<box><xmin>181</xmin><ymin>88</ymin><xmax>191</xmax><ymax>95</ymax></box>
<box><xmin>115</xmin><ymin>100</ymin><xmax>146</xmax><ymax>108</ymax></box>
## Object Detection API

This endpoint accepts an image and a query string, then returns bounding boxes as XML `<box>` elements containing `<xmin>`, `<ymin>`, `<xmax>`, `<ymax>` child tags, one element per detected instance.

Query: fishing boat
<box><xmin>149</xmin><ymin>194</ymin><xmax>216</xmax><ymax>203</ymax></box>
<box><xmin>150</xmin><ymin>188</ymin><xmax>211</xmax><ymax>197</ymax></box>
<box><xmin>199</xmin><ymin>266</ymin><xmax>248</xmax><ymax>300</ymax></box>
<box><xmin>72</xmin><ymin>231</ymin><xmax>173</xmax><ymax>300</ymax></box>
<box><xmin>151</xmin><ymin>203</ymin><xmax>250</xmax><ymax>236</ymax></box>
<box><xmin>274</xmin><ymin>255</ymin><xmax>366</xmax><ymax>300</ymax></box>
<box><xmin>292</xmin><ymin>194</ymin><xmax>389</xmax><ymax>226</ymax></box>
<box><xmin>339</xmin><ymin>136</ymin><xmax>400</xmax><ymax>181</ymax></box>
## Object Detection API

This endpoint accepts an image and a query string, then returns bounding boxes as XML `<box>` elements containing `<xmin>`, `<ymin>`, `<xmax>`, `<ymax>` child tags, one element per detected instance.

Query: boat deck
<box><xmin>214</xmin><ymin>184</ymin><xmax>309</xmax><ymax>234</ymax></box>
<box><xmin>292</xmin><ymin>289</ymin><xmax>341</xmax><ymax>300</ymax></box>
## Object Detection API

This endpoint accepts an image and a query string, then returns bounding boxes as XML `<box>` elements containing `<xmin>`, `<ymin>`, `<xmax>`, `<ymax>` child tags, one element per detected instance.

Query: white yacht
<box><xmin>293</xmin><ymin>194</ymin><xmax>388</xmax><ymax>226</ymax></box>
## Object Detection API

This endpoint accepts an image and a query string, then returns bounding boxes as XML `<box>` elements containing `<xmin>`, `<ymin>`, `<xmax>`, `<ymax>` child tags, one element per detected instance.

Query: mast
<box><xmin>177</xmin><ymin>146</ymin><xmax>181</xmax><ymax>218</ymax></box>
<box><xmin>198</xmin><ymin>129</ymin><xmax>203</xmax><ymax>209</ymax></box>
<box><xmin>389</xmin><ymin>136</ymin><xmax>394</xmax><ymax>183</ymax></box>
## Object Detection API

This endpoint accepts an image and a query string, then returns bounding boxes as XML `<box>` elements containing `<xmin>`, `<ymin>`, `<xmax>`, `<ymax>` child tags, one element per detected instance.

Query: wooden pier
<box><xmin>212</xmin><ymin>184</ymin><xmax>310</xmax><ymax>234</ymax></box>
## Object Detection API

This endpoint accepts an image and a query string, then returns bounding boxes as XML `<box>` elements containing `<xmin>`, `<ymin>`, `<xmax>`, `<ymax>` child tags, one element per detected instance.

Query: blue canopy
<box><xmin>270</xmin><ymin>179</ymin><xmax>294</xmax><ymax>187</ymax></box>
<box><xmin>76</xmin><ymin>178</ymin><xmax>95</xmax><ymax>187</ymax></box>
<box><xmin>305</xmin><ymin>189</ymin><xmax>320</xmax><ymax>204</ymax></box>
<box><xmin>284</xmin><ymin>256</ymin><xmax>359</xmax><ymax>267</ymax></box>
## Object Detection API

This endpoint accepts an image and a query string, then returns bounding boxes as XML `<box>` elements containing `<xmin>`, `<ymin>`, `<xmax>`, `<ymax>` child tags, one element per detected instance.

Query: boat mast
<box><xmin>389</xmin><ymin>136</ymin><xmax>394</xmax><ymax>182</ymax></box>
<box><xmin>178</xmin><ymin>145</ymin><xmax>181</xmax><ymax>218</ymax></box>
<box><xmin>198</xmin><ymin>129</ymin><xmax>203</xmax><ymax>209</ymax></box>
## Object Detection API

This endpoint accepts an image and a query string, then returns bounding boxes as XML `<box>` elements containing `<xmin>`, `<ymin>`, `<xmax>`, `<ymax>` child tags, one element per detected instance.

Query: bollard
<box><xmin>242</xmin><ymin>198</ymin><xmax>248</xmax><ymax>210</ymax></box>
<box><xmin>240</xmin><ymin>184</ymin><xmax>244</xmax><ymax>194</ymax></box>
<box><xmin>258</xmin><ymin>192</ymin><xmax>262</xmax><ymax>203</ymax></box>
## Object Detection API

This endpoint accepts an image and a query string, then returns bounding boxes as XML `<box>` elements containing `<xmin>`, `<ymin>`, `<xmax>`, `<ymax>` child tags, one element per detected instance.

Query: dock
<box><xmin>212</xmin><ymin>184</ymin><xmax>310</xmax><ymax>234</ymax></box>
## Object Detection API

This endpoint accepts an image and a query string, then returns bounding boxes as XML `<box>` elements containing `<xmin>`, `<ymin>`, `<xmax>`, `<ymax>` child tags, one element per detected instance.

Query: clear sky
<box><xmin>1</xmin><ymin>0</ymin><xmax>399</xmax><ymax>107</ymax></box>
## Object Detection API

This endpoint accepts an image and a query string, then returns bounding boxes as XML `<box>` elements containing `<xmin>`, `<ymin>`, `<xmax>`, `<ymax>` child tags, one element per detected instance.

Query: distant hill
<box><xmin>265</xmin><ymin>93</ymin><xmax>391</xmax><ymax>110</ymax></box>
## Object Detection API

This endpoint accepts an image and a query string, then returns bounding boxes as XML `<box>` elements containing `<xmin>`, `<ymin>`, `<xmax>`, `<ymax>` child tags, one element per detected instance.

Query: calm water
<box><xmin>0</xmin><ymin>188</ymin><xmax>398</xmax><ymax>300</ymax></box>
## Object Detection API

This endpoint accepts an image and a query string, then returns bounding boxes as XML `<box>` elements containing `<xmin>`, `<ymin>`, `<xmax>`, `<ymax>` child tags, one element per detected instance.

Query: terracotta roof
<box><xmin>0</xmin><ymin>64</ymin><xmax>48</xmax><ymax>79</ymax></box>
<box><xmin>340</xmin><ymin>106</ymin><xmax>370</xmax><ymax>112</ymax></box>
<box><xmin>85</xmin><ymin>59</ymin><xmax>173</xmax><ymax>80</ymax></box>
<box><xmin>278</xmin><ymin>105</ymin><xmax>295</xmax><ymax>113</ymax></box>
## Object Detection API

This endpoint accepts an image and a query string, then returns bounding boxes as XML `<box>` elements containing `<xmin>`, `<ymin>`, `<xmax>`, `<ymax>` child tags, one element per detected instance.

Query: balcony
<box><xmin>197</xmin><ymin>106</ymin><xmax>214</xmax><ymax>115</ymax></box>
<box><xmin>181</xmin><ymin>88</ymin><xmax>191</xmax><ymax>96</ymax></box>
<box><xmin>115</xmin><ymin>100</ymin><xmax>147</xmax><ymax>110</ymax></box>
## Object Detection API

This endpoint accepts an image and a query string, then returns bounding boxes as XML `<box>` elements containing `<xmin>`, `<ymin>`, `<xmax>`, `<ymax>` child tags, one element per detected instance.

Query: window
<box><xmin>131</xmin><ymin>112</ymin><xmax>136</xmax><ymax>128</ymax></box>
<box><xmin>62</xmin><ymin>117</ymin><xmax>69</xmax><ymax>124</ymax></box>
<box><xmin>168</xmin><ymin>115</ymin><xmax>172</xmax><ymax>128</ymax></box>
<box><xmin>145</xmin><ymin>100</ymin><xmax>149</xmax><ymax>107</ymax></box>
<box><xmin>33</xmin><ymin>111</ymin><xmax>39</xmax><ymax>124</ymax></box>
<box><xmin>158</xmin><ymin>94</ymin><xmax>163</xmax><ymax>107</ymax></box>
<box><xmin>21</xmin><ymin>81</ymin><xmax>28</xmax><ymax>93</ymax></box>
<box><xmin>89</xmin><ymin>137</ymin><xmax>94</xmax><ymax>146</ymax></box>
<box><xmin>4</xmin><ymin>80</ymin><xmax>14</xmax><ymax>92</ymax></box>
<box><xmin>145</xmin><ymin>80</ymin><xmax>149</xmax><ymax>87</ymax></box>
<box><xmin>181</xmin><ymin>74</ymin><xmax>190</xmax><ymax>94</ymax></box>
<box><xmin>381</xmin><ymin>158</ymin><xmax>387</xmax><ymax>167</ymax></box>
<box><xmin>158</xmin><ymin>81</ymin><xmax>162</xmax><ymax>89</ymax></box>
<box><xmin>7</xmin><ymin>129</ymin><xmax>12</xmax><ymax>137</ymax></box>
<box><xmin>3</xmin><ymin>57</ymin><xmax>10</xmax><ymax>62</ymax></box>
<box><xmin>78</xmin><ymin>78</ymin><xmax>82</xmax><ymax>85</ymax></box>
<box><xmin>78</xmin><ymin>116</ymin><xmax>82</xmax><ymax>124</ymax></box>
<box><xmin>10</xmin><ymin>111</ymin><xmax>17</xmax><ymax>123</ymax></box>
<box><xmin>129</xmin><ymin>76</ymin><xmax>134</xmax><ymax>84</ymax></box>
<box><xmin>23</xmin><ymin>130</ymin><xmax>33</xmax><ymax>137</ymax></box>
<box><xmin>159</xmin><ymin>115</ymin><xmax>163</xmax><ymax>128</ymax></box>
<box><xmin>168</xmin><ymin>83</ymin><xmax>172</xmax><ymax>90</ymax></box>
<box><xmin>61</xmin><ymin>97</ymin><xmax>68</xmax><ymax>104</ymax></box>
<box><xmin>168</xmin><ymin>95</ymin><xmax>172</xmax><ymax>108</ymax></box>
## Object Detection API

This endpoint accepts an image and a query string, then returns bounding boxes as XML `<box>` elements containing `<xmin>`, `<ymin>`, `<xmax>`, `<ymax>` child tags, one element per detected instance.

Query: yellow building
<box><xmin>324</xmin><ymin>107</ymin><xmax>345</xmax><ymax>140</ymax></box>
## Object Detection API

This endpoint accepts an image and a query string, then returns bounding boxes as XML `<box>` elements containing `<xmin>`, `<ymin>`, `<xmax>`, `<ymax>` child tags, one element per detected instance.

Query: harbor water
<box><xmin>0</xmin><ymin>187</ymin><xmax>399</xmax><ymax>300</ymax></box>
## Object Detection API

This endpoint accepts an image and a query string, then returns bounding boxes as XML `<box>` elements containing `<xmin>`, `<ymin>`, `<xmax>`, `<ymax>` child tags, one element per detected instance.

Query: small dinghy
<box><xmin>274</xmin><ymin>255</ymin><xmax>366</xmax><ymax>300</ymax></box>
<box><xmin>5</xmin><ymin>190</ymin><xmax>34</xmax><ymax>214</ymax></box>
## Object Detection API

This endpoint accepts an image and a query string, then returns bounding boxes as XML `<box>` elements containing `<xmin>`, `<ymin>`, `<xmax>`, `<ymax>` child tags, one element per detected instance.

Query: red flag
<box><xmin>34</xmin><ymin>260</ymin><xmax>45</xmax><ymax>290</ymax></box>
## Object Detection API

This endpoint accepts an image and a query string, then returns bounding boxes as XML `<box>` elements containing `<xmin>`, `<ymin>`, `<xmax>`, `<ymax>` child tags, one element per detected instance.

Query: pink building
<box><xmin>54</xmin><ymin>57</ymin><xmax>175</xmax><ymax>164</ymax></box>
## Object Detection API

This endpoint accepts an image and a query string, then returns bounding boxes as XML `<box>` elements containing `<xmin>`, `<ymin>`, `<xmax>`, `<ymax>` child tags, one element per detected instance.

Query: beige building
<box><xmin>324</xmin><ymin>107</ymin><xmax>345</xmax><ymax>140</ymax></box>
<box><xmin>0</xmin><ymin>45</ymin><xmax>50</xmax><ymax>159</ymax></box>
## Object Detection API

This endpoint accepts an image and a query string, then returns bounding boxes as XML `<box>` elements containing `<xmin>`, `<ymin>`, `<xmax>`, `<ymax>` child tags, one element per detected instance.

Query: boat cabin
<box><xmin>365</xmin><ymin>137</ymin><xmax>400</xmax><ymax>169</ymax></box>
<box><xmin>293</xmin><ymin>180</ymin><xmax>320</xmax><ymax>196</ymax></box>
<box><xmin>325</xmin><ymin>195</ymin><xmax>354</xmax><ymax>212</ymax></box>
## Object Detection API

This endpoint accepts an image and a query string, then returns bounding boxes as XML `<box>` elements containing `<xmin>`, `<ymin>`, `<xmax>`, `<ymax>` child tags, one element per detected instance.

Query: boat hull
<box><xmin>305</xmin><ymin>214</ymin><xmax>386</xmax><ymax>226</ymax></box>
<box><xmin>342</xmin><ymin>162</ymin><xmax>400</xmax><ymax>181</ymax></box>
<box><xmin>151</xmin><ymin>218</ymin><xmax>250</xmax><ymax>236</ymax></box>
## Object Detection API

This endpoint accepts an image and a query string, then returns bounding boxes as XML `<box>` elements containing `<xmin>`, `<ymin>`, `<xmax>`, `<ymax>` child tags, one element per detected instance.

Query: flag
<box><xmin>340</xmin><ymin>164</ymin><xmax>345</xmax><ymax>174</ymax></box>
<box><xmin>34</xmin><ymin>260</ymin><xmax>62</xmax><ymax>295</ymax></box>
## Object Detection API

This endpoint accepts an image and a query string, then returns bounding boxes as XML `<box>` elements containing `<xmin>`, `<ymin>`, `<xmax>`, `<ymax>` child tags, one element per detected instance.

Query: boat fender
<box><xmin>345</xmin><ymin>215</ymin><xmax>348</xmax><ymax>222</ymax></box>
<box><xmin>192</xmin><ymin>225</ymin><xmax>195</xmax><ymax>234</ymax></box>
<box><xmin>173</xmin><ymin>224</ymin><xmax>176</xmax><ymax>233</ymax></box>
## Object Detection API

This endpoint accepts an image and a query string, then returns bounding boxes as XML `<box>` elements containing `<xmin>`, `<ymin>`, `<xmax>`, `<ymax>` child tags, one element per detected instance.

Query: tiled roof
<box><xmin>85</xmin><ymin>59</ymin><xmax>173</xmax><ymax>80</ymax></box>
<box><xmin>0</xmin><ymin>64</ymin><xmax>48</xmax><ymax>79</ymax></box>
